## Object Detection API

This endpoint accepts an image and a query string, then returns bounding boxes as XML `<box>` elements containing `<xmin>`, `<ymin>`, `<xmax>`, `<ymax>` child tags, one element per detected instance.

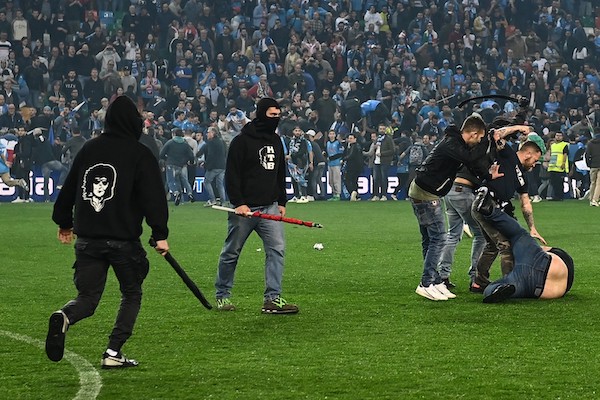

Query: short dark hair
<box><xmin>461</xmin><ymin>113</ymin><xmax>486</xmax><ymax>132</ymax></box>
<box><xmin>172</xmin><ymin>128</ymin><xmax>184</xmax><ymax>137</ymax></box>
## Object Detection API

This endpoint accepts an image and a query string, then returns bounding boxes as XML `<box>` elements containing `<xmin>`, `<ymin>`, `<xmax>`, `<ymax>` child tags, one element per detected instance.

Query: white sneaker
<box><xmin>289</xmin><ymin>196</ymin><xmax>298</xmax><ymax>203</ymax></box>
<box><xmin>531</xmin><ymin>195</ymin><xmax>542</xmax><ymax>203</ymax></box>
<box><xmin>306</xmin><ymin>195</ymin><xmax>315</xmax><ymax>202</ymax></box>
<box><xmin>11</xmin><ymin>197</ymin><xmax>26</xmax><ymax>203</ymax></box>
<box><xmin>590</xmin><ymin>200</ymin><xmax>599</xmax><ymax>207</ymax></box>
<box><xmin>297</xmin><ymin>196</ymin><xmax>309</xmax><ymax>203</ymax></box>
<box><xmin>380</xmin><ymin>196</ymin><xmax>387</xmax><ymax>201</ymax></box>
<box><xmin>434</xmin><ymin>283</ymin><xmax>457</xmax><ymax>299</ymax></box>
<box><xmin>463</xmin><ymin>224</ymin><xmax>473</xmax><ymax>238</ymax></box>
<box><xmin>391</xmin><ymin>194</ymin><xmax>398</xmax><ymax>201</ymax></box>
<box><xmin>415</xmin><ymin>284</ymin><xmax>448</xmax><ymax>301</ymax></box>
<box><xmin>370</xmin><ymin>196</ymin><xmax>379</xmax><ymax>201</ymax></box>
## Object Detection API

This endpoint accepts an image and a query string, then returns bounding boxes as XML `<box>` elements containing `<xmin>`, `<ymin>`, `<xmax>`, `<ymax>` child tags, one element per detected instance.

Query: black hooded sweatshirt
<box><xmin>225</xmin><ymin>98</ymin><xmax>287</xmax><ymax>207</ymax></box>
<box><xmin>52</xmin><ymin>96</ymin><xmax>169</xmax><ymax>241</ymax></box>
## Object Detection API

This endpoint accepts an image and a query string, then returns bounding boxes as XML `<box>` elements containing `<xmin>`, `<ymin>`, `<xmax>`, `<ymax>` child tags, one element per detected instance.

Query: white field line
<box><xmin>0</xmin><ymin>329</ymin><xmax>102</xmax><ymax>400</ymax></box>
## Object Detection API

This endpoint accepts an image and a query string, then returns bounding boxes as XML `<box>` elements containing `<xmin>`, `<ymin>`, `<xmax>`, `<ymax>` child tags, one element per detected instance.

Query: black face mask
<box><xmin>263</xmin><ymin>116</ymin><xmax>280</xmax><ymax>132</ymax></box>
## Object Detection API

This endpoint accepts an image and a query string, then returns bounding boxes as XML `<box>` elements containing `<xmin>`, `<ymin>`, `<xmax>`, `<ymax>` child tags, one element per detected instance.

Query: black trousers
<box><xmin>344</xmin><ymin>169</ymin><xmax>360</xmax><ymax>193</ymax></box>
<box><xmin>62</xmin><ymin>238</ymin><xmax>149</xmax><ymax>352</ymax></box>
<box><xmin>549</xmin><ymin>171</ymin><xmax>566</xmax><ymax>200</ymax></box>
<box><xmin>12</xmin><ymin>161</ymin><xmax>31</xmax><ymax>200</ymax></box>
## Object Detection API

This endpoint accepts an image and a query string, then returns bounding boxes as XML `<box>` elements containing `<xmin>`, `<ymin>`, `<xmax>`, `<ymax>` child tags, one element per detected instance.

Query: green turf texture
<box><xmin>1</xmin><ymin>200</ymin><xmax>598</xmax><ymax>399</ymax></box>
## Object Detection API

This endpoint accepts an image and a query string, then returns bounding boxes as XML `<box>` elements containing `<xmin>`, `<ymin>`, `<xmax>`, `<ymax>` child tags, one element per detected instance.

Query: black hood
<box><xmin>250</xmin><ymin>97</ymin><xmax>281</xmax><ymax>134</ymax></box>
<box><xmin>103</xmin><ymin>96</ymin><xmax>143</xmax><ymax>140</ymax></box>
<box><xmin>256</xmin><ymin>97</ymin><xmax>280</xmax><ymax>120</ymax></box>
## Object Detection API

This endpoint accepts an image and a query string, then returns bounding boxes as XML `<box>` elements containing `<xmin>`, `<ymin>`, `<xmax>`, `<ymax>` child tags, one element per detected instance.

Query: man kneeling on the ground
<box><xmin>473</xmin><ymin>187</ymin><xmax>574</xmax><ymax>303</ymax></box>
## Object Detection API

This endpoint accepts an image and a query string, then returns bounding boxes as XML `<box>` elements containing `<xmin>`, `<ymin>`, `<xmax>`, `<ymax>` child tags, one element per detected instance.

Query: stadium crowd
<box><xmin>0</xmin><ymin>0</ymin><xmax>599</xmax><ymax>204</ymax></box>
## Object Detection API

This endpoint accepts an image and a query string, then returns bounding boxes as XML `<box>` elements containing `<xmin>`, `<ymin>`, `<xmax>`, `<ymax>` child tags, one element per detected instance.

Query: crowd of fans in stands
<box><xmin>0</xmin><ymin>0</ymin><xmax>599</xmax><ymax>202</ymax></box>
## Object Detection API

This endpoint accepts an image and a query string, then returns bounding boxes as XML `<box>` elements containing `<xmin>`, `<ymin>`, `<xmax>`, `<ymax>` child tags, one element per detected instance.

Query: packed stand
<box><xmin>0</xmin><ymin>0</ymin><xmax>599</xmax><ymax>202</ymax></box>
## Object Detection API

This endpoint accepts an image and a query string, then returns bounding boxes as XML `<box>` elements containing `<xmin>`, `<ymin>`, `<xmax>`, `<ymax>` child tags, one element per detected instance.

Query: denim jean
<box><xmin>166</xmin><ymin>164</ymin><xmax>192</xmax><ymax>196</ymax></box>
<box><xmin>411</xmin><ymin>198</ymin><xmax>446</xmax><ymax>286</ymax></box>
<box><xmin>373</xmin><ymin>163</ymin><xmax>390</xmax><ymax>198</ymax></box>
<box><xmin>482</xmin><ymin>208</ymin><xmax>551</xmax><ymax>299</ymax></box>
<box><xmin>204</xmin><ymin>169</ymin><xmax>226</xmax><ymax>202</ymax></box>
<box><xmin>438</xmin><ymin>184</ymin><xmax>485</xmax><ymax>281</ymax></box>
<box><xmin>62</xmin><ymin>238</ymin><xmax>149</xmax><ymax>352</ymax></box>
<box><xmin>473</xmin><ymin>206</ymin><xmax>513</xmax><ymax>285</ymax></box>
<box><xmin>42</xmin><ymin>160</ymin><xmax>68</xmax><ymax>200</ymax></box>
<box><xmin>215</xmin><ymin>203</ymin><xmax>285</xmax><ymax>300</ymax></box>
<box><xmin>308</xmin><ymin>163</ymin><xmax>326</xmax><ymax>198</ymax></box>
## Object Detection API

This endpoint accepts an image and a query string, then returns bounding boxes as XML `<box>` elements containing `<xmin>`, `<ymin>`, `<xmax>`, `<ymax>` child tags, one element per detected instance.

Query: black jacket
<box><xmin>586</xmin><ymin>137</ymin><xmax>600</xmax><ymax>169</ymax></box>
<box><xmin>415</xmin><ymin>125</ymin><xmax>490</xmax><ymax>196</ymax></box>
<box><xmin>52</xmin><ymin>96</ymin><xmax>168</xmax><ymax>241</ymax></box>
<box><xmin>200</xmin><ymin>136</ymin><xmax>226</xmax><ymax>171</ymax></box>
<box><xmin>344</xmin><ymin>142</ymin><xmax>364</xmax><ymax>173</ymax></box>
<box><xmin>225</xmin><ymin>119</ymin><xmax>287</xmax><ymax>208</ymax></box>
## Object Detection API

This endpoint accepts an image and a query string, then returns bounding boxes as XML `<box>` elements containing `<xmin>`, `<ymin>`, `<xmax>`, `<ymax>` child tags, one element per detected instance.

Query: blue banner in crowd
<box><xmin>0</xmin><ymin>166</ymin><xmax>573</xmax><ymax>203</ymax></box>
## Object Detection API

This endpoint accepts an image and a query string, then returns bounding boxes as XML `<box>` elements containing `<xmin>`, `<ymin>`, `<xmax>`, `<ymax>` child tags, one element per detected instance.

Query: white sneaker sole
<box><xmin>415</xmin><ymin>286</ymin><xmax>448</xmax><ymax>301</ymax></box>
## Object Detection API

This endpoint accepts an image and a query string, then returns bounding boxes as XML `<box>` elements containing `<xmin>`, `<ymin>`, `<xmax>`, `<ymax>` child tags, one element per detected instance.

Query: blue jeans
<box><xmin>204</xmin><ymin>169</ymin><xmax>226</xmax><ymax>202</ymax></box>
<box><xmin>308</xmin><ymin>163</ymin><xmax>326</xmax><ymax>198</ymax></box>
<box><xmin>215</xmin><ymin>203</ymin><xmax>285</xmax><ymax>300</ymax></box>
<box><xmin>482</xmin><ymin>208</ymin><xmax>551</xmax><ymax>299</ymax></box>
<box><xmin>411</xmin><ymin>198</ymin><xmax>446</xmax><ymax>286</ymax></box>
<box><xmin>166</xmin><ymin>164</ymin><xmax>193</xmax><ymax>196</ymax></box>
<box><xmin>42</xmin><ymin>160</ymin><xmax>68</xmax><ymax>200</ymax></box>
<box><xmin>438</xmin><ymin>184</ymin><xmax>485</xmax><ymax>280</ymax></box>
<box><xmin>373</xmin><ymin>163</ymin><xmax>390</xmax><ymax>198</ymax></box>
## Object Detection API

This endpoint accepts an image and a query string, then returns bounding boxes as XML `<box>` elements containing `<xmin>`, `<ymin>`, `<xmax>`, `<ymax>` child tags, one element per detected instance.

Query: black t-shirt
<box><xmin>488</xmin><ymin>146</ymin><xmax>527</xmax><ymax>203</ymax></box>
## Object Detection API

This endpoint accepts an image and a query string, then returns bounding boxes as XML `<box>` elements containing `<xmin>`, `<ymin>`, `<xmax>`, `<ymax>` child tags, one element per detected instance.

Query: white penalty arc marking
<box><xmin>0</xmin><ymin>330</ymin><xmax>102</xmax><ymax>400</ymax></box>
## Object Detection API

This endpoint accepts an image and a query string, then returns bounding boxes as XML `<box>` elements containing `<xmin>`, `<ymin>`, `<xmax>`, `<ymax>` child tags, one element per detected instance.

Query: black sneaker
<box><xmin>45</xmin><ymin>311</ymin><xmax>69</xmax><ymax>362</ymax></box>
<box><xmin>174</xmin><ymin>192</ymin><xmax>182</xmax><ymax>206</ymax></box>
<box><xmin>473</xmin><ymin>187</ymin><xmax>495</xmax><ymax>216</ymax></box>
<box><xmin>101</xmin><ymin>352</ymin><xmax>139</xmax><ymax>369</ymax></box>
<box><xmin>483</xmin><ymin>284</ymin><xmax>516</xmax><ymax>303</ymax></box>
<box><xmin>261</xmin><ymin>296</ymin><xmax>299</xmax><ymax>314</ymax></box>
<box><xmin>188</xmin><ymin>194</ymin><xmax>195</xmax><ymax>203</ymax></box>
<box><xmin>442</xmin><ymin>278</ymin><xmax>456</xmax><ymax>289</ymax></box>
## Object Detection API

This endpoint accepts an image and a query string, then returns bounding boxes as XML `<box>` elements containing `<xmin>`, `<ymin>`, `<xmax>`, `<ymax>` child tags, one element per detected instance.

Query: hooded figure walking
<box><xmin>214</xmin><ymin>97</ymin><xmax>299</xmax><ymax>314</ymax></box>
<box><xmin>46</xmin><ymin>96</ymin><xmax>170</xmax><ymax>368</ymax></box>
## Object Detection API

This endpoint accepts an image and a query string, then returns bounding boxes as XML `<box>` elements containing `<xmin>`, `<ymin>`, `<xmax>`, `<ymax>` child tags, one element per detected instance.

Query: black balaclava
<box><xmin>104</xmin><ymin>96</ymin><xmax>143</xmax><ymax>140</ymax></box>
<box><xmin>254</xmin><ymin>97</ymin><xmax>281</xmax><ymax>132</ymax></box>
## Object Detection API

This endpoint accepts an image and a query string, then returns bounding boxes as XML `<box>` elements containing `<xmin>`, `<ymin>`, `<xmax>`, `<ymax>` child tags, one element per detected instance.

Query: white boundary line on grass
<box><xmin>0</xmin><ymin>329</ymin><xmax>102</xmax><ymax>400</ymax></box>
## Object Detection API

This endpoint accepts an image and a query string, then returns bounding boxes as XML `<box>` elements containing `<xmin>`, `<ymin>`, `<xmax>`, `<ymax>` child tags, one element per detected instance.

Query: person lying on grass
<box><xmin>473</xmin><ymin>187</ymin><xmax>574</xmax><ymax>303</ymax></box>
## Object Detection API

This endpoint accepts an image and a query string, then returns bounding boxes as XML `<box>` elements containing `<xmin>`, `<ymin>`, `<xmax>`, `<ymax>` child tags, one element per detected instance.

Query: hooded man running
<box><xmin>47</xmin><ymin>96</ymin><xmax>169</xmax><ymax>369</ymax></box>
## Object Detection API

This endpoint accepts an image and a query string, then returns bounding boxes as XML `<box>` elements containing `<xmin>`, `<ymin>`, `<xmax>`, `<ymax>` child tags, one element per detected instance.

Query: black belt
<box><xmin>453</xmin><ymin>184</ymin><xmax>474</xmax><ymax>192</ymax></box>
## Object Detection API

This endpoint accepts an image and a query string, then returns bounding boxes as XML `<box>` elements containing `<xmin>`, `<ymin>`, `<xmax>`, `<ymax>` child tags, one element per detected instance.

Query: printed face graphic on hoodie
<box><xmin>82</xmin><ymin>163</ymin><xmax>117</xmax><ymax>212</ymax></box>
<box><xmin>259</xmin><ymin>144</ymin><xmax>276</xmax><ymax>170</ymax></box>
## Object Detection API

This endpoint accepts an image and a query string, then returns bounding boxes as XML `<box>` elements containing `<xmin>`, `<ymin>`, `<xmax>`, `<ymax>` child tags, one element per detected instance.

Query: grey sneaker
<box><xmin>261</xmin><ymin>296</ymin><xmax>299</xmax><ymax>314</ymax></box>
<box><xmin>216</xmin><ymin>297</ymin><xmax>236</xmax><ymax>311</ymax></box>
<box><xmin>101</xmin><ymin>352</ymin><xmax>139</xmax><ymax>369</ymax></box>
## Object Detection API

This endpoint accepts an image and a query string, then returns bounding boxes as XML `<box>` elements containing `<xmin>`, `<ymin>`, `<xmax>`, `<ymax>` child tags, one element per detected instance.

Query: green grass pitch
<box><xmin>1</xmin><ymin>200</ymin><xmax>599</xmax><ymax>399</ymax></box>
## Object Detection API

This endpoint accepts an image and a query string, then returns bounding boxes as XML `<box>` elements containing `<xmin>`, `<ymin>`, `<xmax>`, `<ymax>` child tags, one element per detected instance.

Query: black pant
<box><xmin>13</xmin><ymin>161</ymin><xmax>31</xmax><ymax>200</ymax></box>
<box><xmin>527</xmin><ymin>164</ymin><xmax>541</xmax><ymax>196</ymax></box>
<box><xmin>549</xmin><ymin>171</ymin><xmax>565</xmax><ymax>200</ymax></box>
<box><xmin>344</xmin><ymin>169</ymin><xmax>360</xmax><ymax>193</ymax></box>
<box><xmin>62</xmin><ymin>238</ymin><xmax>149</xmax><ymax>352</ymax></box>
